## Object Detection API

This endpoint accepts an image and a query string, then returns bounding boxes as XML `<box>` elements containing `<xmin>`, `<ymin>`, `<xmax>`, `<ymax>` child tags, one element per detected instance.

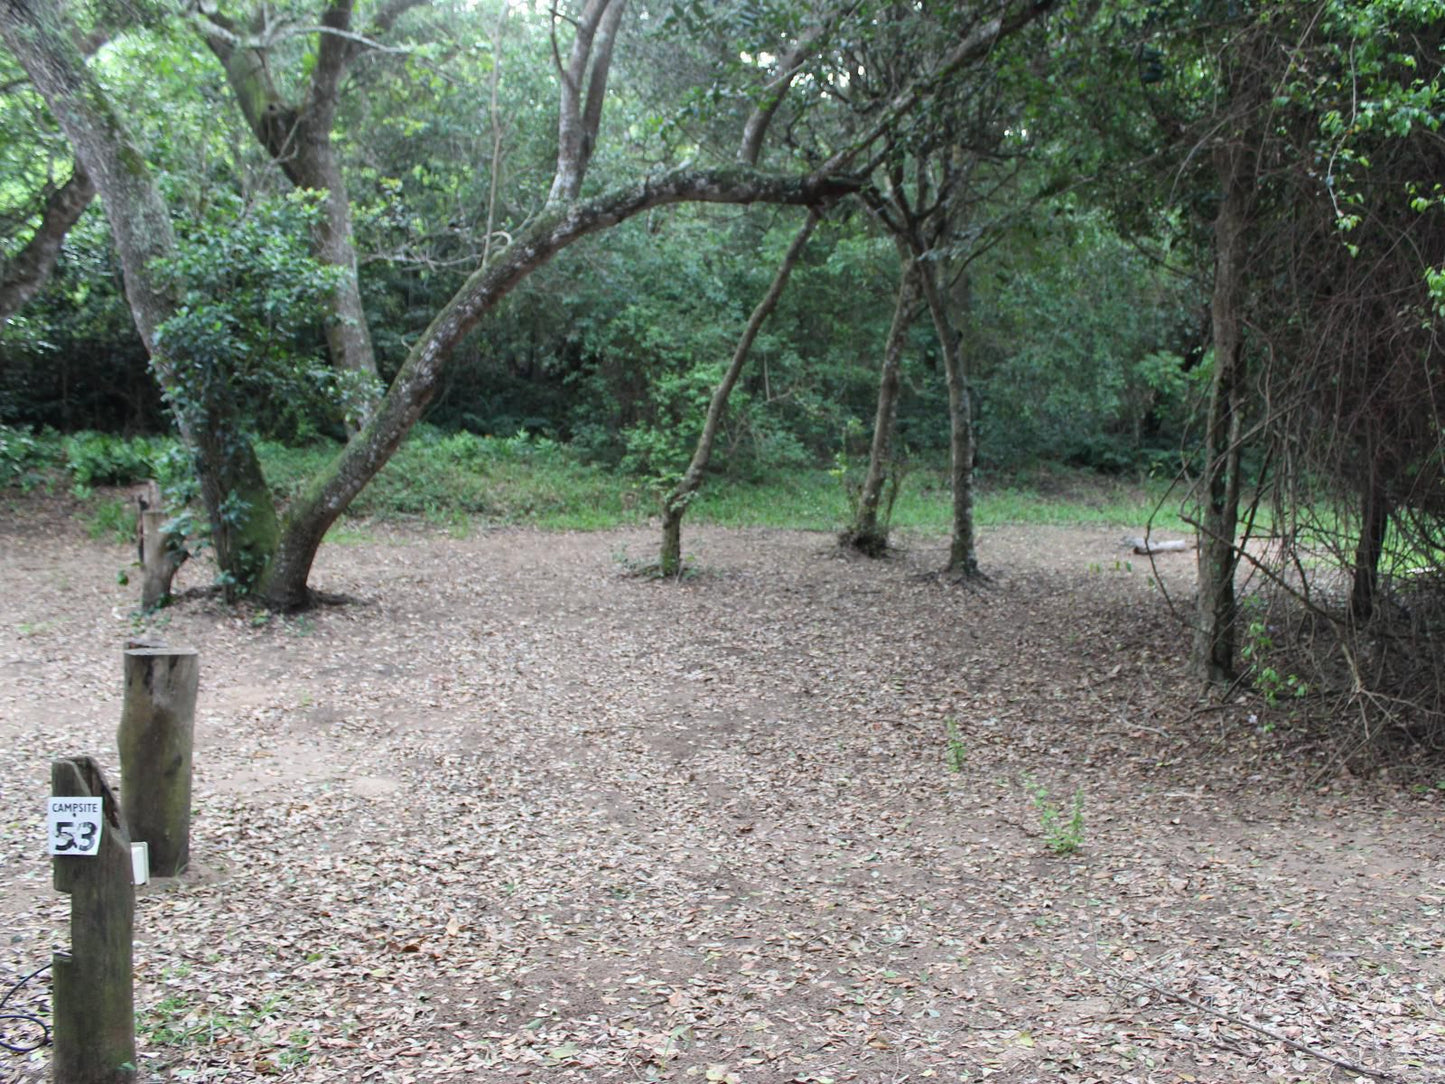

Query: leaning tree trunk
<box><xmin>845</xmin><ymin>261</ymin><xmax>918</xmax><ymax>556</ymax></box>
<box><xmin>1194</xmin><ymin>137</ymin><xmax>1254</xmax><ymax>686</ymax></box>
<box><xmin>1</xmin><ymin>0</ymin><xmax>280</xmax><ymax>594</ymax></box>
<box><xmin>660</xmin><ymin>209</ymin><xmax>820</xmax><ymax>576</ymax></box>
<box><xmin>916</xmin><ymin>258</ymin><xmax>978</xmax><ymax>579</ymax></box>
<box><xmin>256</xmin><ymin>166</ymin><xmax>863</xmax><ymax>609</ymax></box>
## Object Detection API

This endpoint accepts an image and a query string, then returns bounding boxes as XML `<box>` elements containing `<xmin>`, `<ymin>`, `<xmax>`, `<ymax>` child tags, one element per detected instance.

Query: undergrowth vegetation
<box><xmin>0</xmin><ymin>423</ymin><xmax>1192</xmax><ymax>534</ymax></box>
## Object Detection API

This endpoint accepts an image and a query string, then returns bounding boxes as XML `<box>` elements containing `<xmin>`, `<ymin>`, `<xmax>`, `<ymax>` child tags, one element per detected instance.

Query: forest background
<box><xmin>1</xmin><ymin>0</ymin><xmax>1443</xmax><ymax>749</ymax></box>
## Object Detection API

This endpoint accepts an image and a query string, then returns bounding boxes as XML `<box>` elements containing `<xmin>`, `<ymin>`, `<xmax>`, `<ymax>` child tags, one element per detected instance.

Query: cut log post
<box><xmin>136</xmin><ymin>480</ymin><xmax>186</xmax><ymax>609</ymax></box>
<box><xmin>51</xmin><ymin>756</ymin><xmax>136</xmax><ymax>1084</ymax></box>
<box><xmin>117</xmin><ymin>646</ymin><xmax>199</xmax><ymax>878</ymax></box>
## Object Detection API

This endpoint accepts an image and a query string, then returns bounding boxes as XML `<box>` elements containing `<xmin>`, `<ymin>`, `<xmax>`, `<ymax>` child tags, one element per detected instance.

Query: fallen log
<box><xmin>1122</xmin><ymin>536</ymin><xmax>1192</xmax><ymax>555</ymax></box>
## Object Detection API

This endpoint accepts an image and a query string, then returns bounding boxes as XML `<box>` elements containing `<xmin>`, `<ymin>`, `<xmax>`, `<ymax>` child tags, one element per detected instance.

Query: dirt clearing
<box><xmin>2</xmin><ymin>506</ymin><xmax>1442</xmax><ymax>1083</ymax></box>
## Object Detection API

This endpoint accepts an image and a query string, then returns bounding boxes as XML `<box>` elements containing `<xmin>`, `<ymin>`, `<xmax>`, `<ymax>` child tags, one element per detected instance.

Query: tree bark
<box><xmin>0</xmin><ymin>164</ymin><xmax>94</xmax><ymax>324</ymax></box>
<box><xmin>1350</xmin><ymin>458</ymin><xmax>1389</xmax><ymax>622</ymax></box>
<box><xmin>548</xmin><ymin>0</ymin><xmax>626</xmax><ymax>203</ymax></box>
<box><xmin>117</xmin><ymin>647</ymin><xmax>199</xmax><ymax>878</ymax></box>
<box><xmin>737</xmin><ymin>24</ymin><xmax>827</xmax><ymax>167</ymax></box>
<box><xmin>1194</xmin><ymin>136</ymin><xmax>1254</xmax><ymax>685</ymax></box>
<box><xmin>916</xmin><ymin>258</ymin><xmax>979</xmax><ymax>579</ymax></box>
<box><xmin>258</xmin><ymin>166</ymin><xmax>860</xmax><ymax>608</ymax></box>
<box><xmin>846</xmin><ymin>259</ymin><xmax>917</xmax><ymax>555</ymax></box>
<box><xmin>659</xmin><ymin>209</ymin><xmax>820</xmax><ymax>576</ymax></box>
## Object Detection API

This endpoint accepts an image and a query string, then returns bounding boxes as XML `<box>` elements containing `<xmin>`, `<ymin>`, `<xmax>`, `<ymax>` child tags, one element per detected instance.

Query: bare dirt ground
<box><xmin>2</xmin><ymin>498</ymin><xmax>1443</xmax><ymax>1084</ymax></box>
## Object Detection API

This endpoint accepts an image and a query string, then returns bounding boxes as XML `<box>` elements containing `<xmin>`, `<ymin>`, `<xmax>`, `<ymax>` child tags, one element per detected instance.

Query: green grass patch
<box><xmin>24</xmin><ymin>424</ymin><xmax>1193</xmax><ymax>538</ymax></box>
<box><xmin>256</xmin><ymin>438</ymin><xmax>1193</xmax><ymax>533</ymax></box>
<box><xmin>85</xmin><ymin>496</ymin><xmax>138</xmax><ymax>543</ymax></box>
<box><xmin>690</xmin><ymin>464</ymin><xmax>1190</xmax><ymax>534</ymax></box>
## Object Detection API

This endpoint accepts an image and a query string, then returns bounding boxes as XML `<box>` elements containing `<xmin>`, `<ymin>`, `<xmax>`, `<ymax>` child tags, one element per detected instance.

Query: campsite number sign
<box><xmin>47</xmin><ymin>797</ymin><xmax>103</xmax><ymax>856</ymax></box>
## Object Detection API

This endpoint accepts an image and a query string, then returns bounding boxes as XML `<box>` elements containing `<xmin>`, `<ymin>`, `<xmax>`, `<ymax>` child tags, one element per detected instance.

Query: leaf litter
<box><xmin>1</xmin><ymin>508</ymin><xmax>1442</xmax><ymax>1083</ymax></box>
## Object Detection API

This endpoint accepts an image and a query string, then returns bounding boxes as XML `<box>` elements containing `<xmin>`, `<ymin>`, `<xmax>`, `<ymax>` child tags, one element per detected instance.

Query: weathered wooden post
<box><xmin>50</xmin><ymin>756</ymin><xmax>136</xmax><ymax>1084</ymax></box>
<box><xmin>136</xmin><ymin>480</ymin><xmax>185</xmax><ymax>609</ymax></box>
<box><xmin>117</xmin><ymin>645</ymin><xmax>199</xmax><ymax>878</ymax></box>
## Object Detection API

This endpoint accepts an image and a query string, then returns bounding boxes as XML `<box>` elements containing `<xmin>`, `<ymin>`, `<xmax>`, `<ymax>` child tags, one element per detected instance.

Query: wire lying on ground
<box><xmin>1</xmin><ymin>962</ymin><xmax>52</xmax><ymax>1055</ymax></box>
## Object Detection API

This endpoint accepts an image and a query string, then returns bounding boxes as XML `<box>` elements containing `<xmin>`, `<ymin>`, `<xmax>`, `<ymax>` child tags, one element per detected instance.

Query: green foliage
<box><xmin>943</xmin><ymin>718</ymin><xmax>968</xmax><ymax>772</ymax></box>
<box><xmin>62</xmin><ymin>430</ymin><xmax>174</xmax><ymax>488</ymax></box>
<box><xmin>1239</xmin><ymin>598</ymin><xmax>1309</xmax><ymax>709</ymax></box>
<box><xmin>136</xmin><ymin>990</ymin><xmax>314</xmax><ymax>1071</ymax></box>
<box><xmin>1020</xmin><ymin>774</ymin><xmax>1086</xmax><ymax>856</ymax></box>
<box><xmin>972</xmin><ymin>209</ymin><xmax>1199</xmax><ymax>472</ymax></box>
<box><xmin>153</xmin><ymin>191</ymin><xmax>349</xmax><ymax>442</ymax></box>
<box><xmin>0</xmin><ymin>425</ymin><xmax>61</xmax><ymax>490</ymax></box>
<box><xmin>0</xmin><ymin>208</ymin><xmax>159</xmax><ymax>432</ymax></box>
<box><xmin>85</xmin><ymin>497</ymin><xmax>137</xmax><ymax>543</ymax></box>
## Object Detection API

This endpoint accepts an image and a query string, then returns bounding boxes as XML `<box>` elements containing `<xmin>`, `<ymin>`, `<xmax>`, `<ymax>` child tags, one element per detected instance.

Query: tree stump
<box><xmin>117</xmin><ymin>647</ymin><xmax>199</xmax><ymax>878</ymax></box>
<box><xmin>136</xmin><ymin>480</ymin><xmax>185</xmax><ymax>609</ymax></box>
<box><xmin>51</xmin><ymin>756</ymin><xmax>136</xmax><ymax>1084</ymax></box>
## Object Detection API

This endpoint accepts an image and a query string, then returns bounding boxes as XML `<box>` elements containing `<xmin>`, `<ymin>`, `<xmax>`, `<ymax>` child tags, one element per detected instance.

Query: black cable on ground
<box><xmin>0</xmin><ymin>962</ymin><xmax>52</xmax><ymax>1055</ymax></box>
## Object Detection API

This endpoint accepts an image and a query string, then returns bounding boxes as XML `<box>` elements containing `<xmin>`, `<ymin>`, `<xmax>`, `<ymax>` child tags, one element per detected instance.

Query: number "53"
<box><xmin>52</xmin><ymin>820</ymin><xmax>99</xmax><ymax>852</ymax></box>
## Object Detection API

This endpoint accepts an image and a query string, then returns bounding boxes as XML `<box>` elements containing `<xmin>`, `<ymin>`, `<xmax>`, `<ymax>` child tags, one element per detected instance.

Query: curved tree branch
<box><xmin>260</xmin><ymin>165</ymin><xmax>862</xmax><ymax>607</ymax></box>
<box><xmin>0</xmin><ymin>165</ymin><xmax>95</xmax><ymax>324</ymax></box>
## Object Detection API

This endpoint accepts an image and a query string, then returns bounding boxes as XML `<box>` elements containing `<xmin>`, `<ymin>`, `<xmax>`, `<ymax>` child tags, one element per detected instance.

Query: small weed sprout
<box><xmin>1240</xmin><ymin>598</ymin><xmax>1309</xmax><ymax>709</ymax></box>
<box><xmin>1020</xmin><ymin>773</ymin><xmax>1085</xmax><ymax>855</ymax></box>
<box><xmin>943</xmin><ymin>718</ymin><xmax>967</xmax><ymax>772</ymax></box>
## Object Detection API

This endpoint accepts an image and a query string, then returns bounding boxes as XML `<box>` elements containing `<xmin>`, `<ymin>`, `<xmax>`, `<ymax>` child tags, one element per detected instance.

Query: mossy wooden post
<box><xmin>117</xmin><ymin>646</ymin><xmax>199</xmax><ymax>877</ymax></box>
<box><xmin>51</xmin><ymin>756</ymin><xmax>136</xmax><ymax>1084</ymax></box>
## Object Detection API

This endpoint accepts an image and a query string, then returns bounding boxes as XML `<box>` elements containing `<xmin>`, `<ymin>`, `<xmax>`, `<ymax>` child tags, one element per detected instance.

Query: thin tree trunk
<box><xmin>846</xmin><ymin>259</ymin><xmax>917</xmax><ymax>556</ymax></box>
<box><xmin>1350</xmin><ymin>458</ymin><xmax>1389</xmax><ymax>622</ymax></box>
<box><xmin>548</xmin><ymin>0</ymin><xmax>625</xmax><ymax>203</ymax></box>
<box><xmin>308</xmin><ymin>144</ymin><xmax>378</xmax><ymax>424</ymax></box>
<box><xmin>0</xmin><ymin>165</ymin><xmax>95</xmax><ymax>324</ymax></box>
<box><xmin>916</xmin><ymin>259</ymin><xmax>978</xmax><ymax>578</ymax></box>
<box><xmin>660</xmin><ymin>209</ymin><xmax>820</xmax><ymax>576</ymax></box>
<box><xmin>1194</xmin><ymin>138</ymin><xmax>1254</xmax><ymax>685</ymax></box>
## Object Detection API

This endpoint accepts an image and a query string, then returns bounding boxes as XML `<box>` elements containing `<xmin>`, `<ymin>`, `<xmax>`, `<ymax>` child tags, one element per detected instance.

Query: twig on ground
<box><xmin>1109</xmin><ymin>968</ymin><xmax>1401</xmax><ymax>1082</ymax></box>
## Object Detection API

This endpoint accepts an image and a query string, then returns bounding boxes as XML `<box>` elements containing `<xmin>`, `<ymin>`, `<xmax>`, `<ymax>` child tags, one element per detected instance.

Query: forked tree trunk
<box><xmin>548</xmin><ymin>0</ymin><xmax>627</xmax><ymax>203</ymax></box>
<box><xmin>1194</xmin><ymin>137</ymin><xmax>1254</xmax><ymax>685</ymax></box>
<box><xmin>846</xmin><ymin>261</ymin><xmax>918</xmax><ymax>555</ymax></box>
<box><xmin>659</xmin><ymin>209</ymin><xmax>819</xmax><ymax>576</ymax></box>
<box><xmin>197</xmin><ymin>0</ymin><xmax>389</xmax><ymax>423</ymax></box>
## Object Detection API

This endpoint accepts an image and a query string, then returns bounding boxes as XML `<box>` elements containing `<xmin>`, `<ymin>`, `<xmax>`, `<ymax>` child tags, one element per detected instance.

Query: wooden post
<box><xmin>117</xmin><ymin>646</ymin><xmax>199</xmax><ymax>878</ymax></box>
<box><xmin>136</xmin><ymin>480</ymin><xmax>185</xmax><ymax>609</ymax></box>
<box><xmin>51</xmin><ymin>756</ymin><xmax>136</xmax><ymax>1084</ymax></box>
